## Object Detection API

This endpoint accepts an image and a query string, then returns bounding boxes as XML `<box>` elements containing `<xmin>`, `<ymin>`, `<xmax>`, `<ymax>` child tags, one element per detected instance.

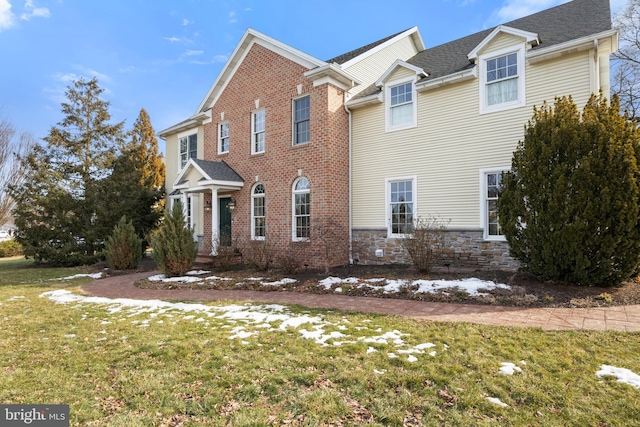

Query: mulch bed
<box><xmin>122</xmin><ymin>258</ymin><xmax>640</xmax><ymax>309</ymax></box>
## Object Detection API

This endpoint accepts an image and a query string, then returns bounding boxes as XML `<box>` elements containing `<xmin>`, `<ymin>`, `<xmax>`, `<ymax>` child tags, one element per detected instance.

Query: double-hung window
<box><xmin>292</xmin><ymin>177</ymin><xmax>310</xmax><ymax>240</ymax></box>
<box><xmin>293</xmin><ymin>96</ymin><xmax>310</xmax><ymax>145</ymax></box>
<box><xmin>218</xmin><ymin>122</ymin><xmax>229</xmax><ymax>154</ymax></box>
<box><xmin>385</xmin><ymin>79</ymin><xmax>416</xmax><ymax>132</ymax></box>
<box><xmin>386</xmin><ymin>177</ymin><xmax>416</xmax><ymax>236</ymax></box>
<box><xmin>480</xmin><ymin>168</ymin><xmax>509</xmax><ymax>240</ymax></box>
<box><xmin>179</xmin><ymin>133</ymin><xmax>197</xmax><ymax>169</ymax></box>
<box><xmin>252</xmin><ymin>110</ymin><xmax>265</xmax><ymax>154</ymax></box>
<box><xmin>252</xmin><ymin>184</ymin><xmax>266</xmax><ymax>239</ymax></box>
<box><xmin>480</xmin><ymin>46</ymin><xmax>525</xmax><ymax>113</ymax></box>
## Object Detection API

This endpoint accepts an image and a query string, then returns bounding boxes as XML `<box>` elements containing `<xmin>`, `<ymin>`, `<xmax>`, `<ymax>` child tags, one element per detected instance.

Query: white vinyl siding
<box><xmin>344</xmin><ymin>36</ymin><xmax>420</xmax><ymax>98</ymax></box>
<box><xmin>352</xmin><ymin>49</ymin><xmax>593</xmax><ymax>231</ymax></box>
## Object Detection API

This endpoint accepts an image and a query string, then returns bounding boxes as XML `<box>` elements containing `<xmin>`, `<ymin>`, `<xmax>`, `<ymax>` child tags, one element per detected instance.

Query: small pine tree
<box><xmin>151</xmin><ymin>201</ymin><xmax>197</xmax><ymax>277</ymax></box>
<box><xmin>105</xmin><ymin>216</ymin><xmax>143</xmax><ymax>270</ymax></box>
<box><xmin>499</xmin><ymin>94</ymin><xmax>640</xmax><ymax>286</ymax></box>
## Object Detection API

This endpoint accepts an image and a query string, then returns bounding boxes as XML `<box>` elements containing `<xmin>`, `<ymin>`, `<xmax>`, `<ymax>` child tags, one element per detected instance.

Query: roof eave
<box><xmin>157</xmin><ymin>111</ymin><xmax>210</xmax><ymax>139</ymax></box>
<box><xmin>415</xmin><ymin>68</ymin><xmax>477</xmax><ymax>92</ymax></box>
<box><xmin>527</xmin><ymin>28</ymin><xmax>619</xmax><ymax>64</ymax></box>
<box><xmin>303</xmin><ymin>63</ymin><xmax>361</xmax><ymax>90</ymax></box>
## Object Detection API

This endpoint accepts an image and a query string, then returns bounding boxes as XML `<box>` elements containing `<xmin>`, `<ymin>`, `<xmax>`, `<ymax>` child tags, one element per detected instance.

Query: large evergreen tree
<box><xmin>11</xmin><ymin>78</ymin><xmax>125</xmax><ymax>265</ymax></box>
<box><xmin>498</xmin><ymin>94</ymin><xmax>640</xmax><ymax>286</ymax></box>
<box><xmin>104</xmin><ymin>108</ymin><xmax>165</xmax><ymax>244</ymax></box>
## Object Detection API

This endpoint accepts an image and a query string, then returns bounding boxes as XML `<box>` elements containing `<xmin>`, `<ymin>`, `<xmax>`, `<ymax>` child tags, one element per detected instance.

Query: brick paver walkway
<box><xmin>82</xmin><ymin>271</ymin><xmax>640</xmax><ymax>332</ymax></box>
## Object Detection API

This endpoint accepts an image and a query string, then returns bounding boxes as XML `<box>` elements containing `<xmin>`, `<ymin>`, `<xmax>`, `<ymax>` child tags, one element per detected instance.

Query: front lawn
<box><xmin>1</xmin><ymin>257</ymin><xmax>639</xmax><ymax>426</ymax></box>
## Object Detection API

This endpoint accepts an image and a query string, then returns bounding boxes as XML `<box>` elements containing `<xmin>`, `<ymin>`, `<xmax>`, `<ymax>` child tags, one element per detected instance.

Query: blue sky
<box><xmin>0</xmin><ymin>0</ymin><xmax>626</xmax><ymax>154</ymax></box>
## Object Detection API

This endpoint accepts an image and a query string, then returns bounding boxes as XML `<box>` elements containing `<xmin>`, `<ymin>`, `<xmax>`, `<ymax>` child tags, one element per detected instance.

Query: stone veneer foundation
<box><xmin>352</xmin><ymin>228</ymin><xmax>520</xmax><ymax>271</ymax></box>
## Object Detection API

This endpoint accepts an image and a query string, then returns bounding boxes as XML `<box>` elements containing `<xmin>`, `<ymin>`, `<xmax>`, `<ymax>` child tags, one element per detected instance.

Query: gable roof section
<box><xmin>173</xmin><ymin>158</ymin><xmax>244</xmax><ymax>188</ymax></box>
<box><xmin>408</xmin><ymin>0</ymin><xmax>612</xmax><ymax>83</ymax></box>
<box><xmin>376</xmin><ymin>60</ymin><xmax>427</xmax><ymax>86</ymax></box>
<box><xmin>326</xmin><ymin>27</ymin><xmax>425</xmax><ymax>67</ymax></box>
<box><xmin>194</xmin><ymin>28</ymin><xmax>327</xmax><ymax>116</ymax></box>
<box><xmin>467</xmin><ymin>26</ymin><xmax>540</xmax><ymax>61</ymax></box>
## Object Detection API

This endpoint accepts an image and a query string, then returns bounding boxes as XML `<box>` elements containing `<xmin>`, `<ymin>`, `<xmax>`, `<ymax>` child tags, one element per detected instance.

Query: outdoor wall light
<box><xmin>204</xmin><ymin>201</ymin><xmax>212</xmax><ymax>213</ymax></box>
<box><xmin>228</xmin><ymin>199</ymin><xmax>236</xmax><ymax>210</ymax></box>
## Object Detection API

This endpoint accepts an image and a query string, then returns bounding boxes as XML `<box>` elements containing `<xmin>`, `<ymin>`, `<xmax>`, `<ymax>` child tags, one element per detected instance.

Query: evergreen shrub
<box><xmin>499</xmin><ymin>95</ymin><xmax>640</xmax><ymax>286</ymax></box>
<box><xmin>104</xmin><ymin>216</ymin><xmax>142</xmax><ymax>269</ymax></box>
<box><xmin>151</xmin><ymin>201</ymin><xmax>197</xmax><ymax>277</ymax></box>
<box><xmin>0</xmin><ymin>239</ymin><xmax>22</xmax><ymax>258</ymax></box>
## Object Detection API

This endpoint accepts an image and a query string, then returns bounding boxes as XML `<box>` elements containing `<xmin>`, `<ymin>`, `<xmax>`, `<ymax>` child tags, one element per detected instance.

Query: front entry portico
<box><xmin>171</xmin><ymin>158</ymin><xmax>244</xmax><ymax>255</ymax></box>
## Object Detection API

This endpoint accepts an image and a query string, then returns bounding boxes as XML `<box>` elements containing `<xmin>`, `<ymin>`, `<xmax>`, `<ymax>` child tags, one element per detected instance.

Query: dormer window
<box><xmin>179</xmin><ymin>133</ymin><xmax>197</xmax><ymax>169</ymax></box>
<box><xmin>385</xmin><ymin>78</ymin><xmax>417</xmax><ymax>132</ymax></box>
<box><xmin>479</xmin><ymin>46</ymin><xmax>526</xmax><ymax>114</ymax></box>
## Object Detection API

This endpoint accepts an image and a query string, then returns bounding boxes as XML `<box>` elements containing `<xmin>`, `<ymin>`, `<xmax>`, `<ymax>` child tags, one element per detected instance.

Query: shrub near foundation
<box><xmin>151</xmin><ymin>201</ymin><xmax>197</xmax><ymax>277</ymax></box>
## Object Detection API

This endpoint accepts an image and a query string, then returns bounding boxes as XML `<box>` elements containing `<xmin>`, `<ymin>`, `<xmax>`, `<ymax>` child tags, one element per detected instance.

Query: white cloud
<box><xmin>489</xmin><ymin>0</ymin><xmax>568</xmax><ymax>24</ymax></box>
<box><xmin>164</xmin><ymin>35</ymin><xmax>191</xmax><ymax>44</ymax></box>
<box><xmin>229</xmin><ymin>10</ymin><xmax>237</xmax><ymax>24</ymax></box>
<box><xmin>0</xmin><ymin>0</ymin><xmax>15</xmax><ymax>30</ymax></box>
<box><xmin>182</xmin><ymin>18</ymin><xmax>192</xmax><ymax>26</ymax></box>
<box><xmin>184</xmin><ymin>49</ymin><xmax>203</xmax><ymax>56</ymax></box>
<box><xmin>20</xmin><ymin>0</ymin><xmax>50</xmax><ymax>21</ymax></box>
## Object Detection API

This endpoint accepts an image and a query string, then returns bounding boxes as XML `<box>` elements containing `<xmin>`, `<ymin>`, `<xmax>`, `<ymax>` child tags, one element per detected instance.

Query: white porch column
<box><xmin>210</xmin><ymin>188</ymin><xmax>219</xmax><ymax>255</ymax></box>
<box><xmin>180</xmin><ymin>193</ymin><xmax>188</xmax><ymax>218</ymax></box>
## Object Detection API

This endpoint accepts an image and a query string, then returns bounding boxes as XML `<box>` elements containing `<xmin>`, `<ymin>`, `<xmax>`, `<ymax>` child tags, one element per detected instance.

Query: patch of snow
<box><xmin>261</xmin><ymin>278</ymin><xmax>297</xmax><ymax>286</ymax></box>
<box><xmin>486</xmin><ymin>397</ymin><xmax>508</xmax><ymax>407</ymax></box>
<box><xmin>366</xmin><ymin>347</ymin><xmax>377</xmax><ymax>354</ymax></box>
<box><xmin>64</xmin><ymin>334</ymin><xmax>76</xmax><ymax>338</ymax></box>
<box><xmin>596</xmin><ymin>365</ymin><xmax>640</xmax><ymax>388</ymax></box>
<box><xmin>407</xmin><ymin>355</ymin><xmax>418</xmax><ymax>363</ymax></box>
<box><xmin>373</xmin><ymin>369</ymin><xmax>387</xmax><ymax>374</ymax></box>
<box><xmin>7</xmin><ymin>296</ymin><xmax>25</xmax><ymax>301</ymax></box>
<box><xmin>499</xmin><ymin>362</ymin><xmax>523</xmax><ymax>375</ymax></box>
<box><xmin>414</xmin><ymin>278</ymin><xmax>510</xmax><ymax>296</ymax></box>
<box><xmin>186</xmin><ymin>270</ymin><xmax>210</xmax><ymax>275</ymax></box>
<box><xmin>318</xmin><ymin>277</ymin><xmax>359</xmax><ymax>290</ymax></box>
<box><xmin>334</xmin><ymin>287</ymin><xmax>342</xmax><ymax>293</ymax></box>
<box><xmin>53</xmin><ymin>273</ymin><xmax>103</xmax><ymax>281</ymax></box>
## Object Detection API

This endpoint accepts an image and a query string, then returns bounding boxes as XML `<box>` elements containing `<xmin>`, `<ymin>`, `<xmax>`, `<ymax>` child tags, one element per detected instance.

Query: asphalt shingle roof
<box><xmin>192</xmin><ymin>159</ymin><xmax>244</xmax><ymax>183</ymax></box>
<box><xmin>326</xmin><ymin>28</ymin><xmax>412</xmax><ymax>65</ymax></box>
<box><xmin>354</xmin><ymin>0</ymin><xmax>611</xmax><ymax>98</ymax></box>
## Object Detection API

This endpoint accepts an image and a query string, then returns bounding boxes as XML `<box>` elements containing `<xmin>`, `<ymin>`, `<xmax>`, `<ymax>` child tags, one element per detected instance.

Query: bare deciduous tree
<box><xmin>0</xmin><ymin>115</ymin><xmax>34</xmax><ymax>228</ymax></box>
<box><xmin>612</xmin><ymin>0</ymin><xmax>640</xmax><ymax>120</ymax></box>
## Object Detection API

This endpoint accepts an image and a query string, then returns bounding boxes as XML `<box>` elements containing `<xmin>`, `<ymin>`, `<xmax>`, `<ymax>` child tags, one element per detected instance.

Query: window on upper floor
<box><xmin>252</xmin><ymin>184</ymin><xmax>266</xmax><ymax>240</ymax></box>
<box><xmin>385</xmin><ymin>79</ymin><xmax>416</xmax><ymax>132</ymax></box>
<box><xmin>179</xmin><ymin>133</ymin><xmax>197</xmax><ymax>169</ymax></box>
<box><xmin>293</xmin><ymin>96</ymin><xmax>310</xmax><ymax>145</ymax></box>
<box><xmin>479</xmin><ymin>46</ymin><xmax>525</xmax><ymax>114</ymax></box>
<box><xmin>252</xmin><ymin>110</ymin><xmax>265</xmax><ymax>154</ymax></box>
<box><xmin>480</xmin><ymin>167</ymin><xmax>509</xmax><ymax>240</ymax></box>
<box><xmin>292</xmin><ymin>177</ymin><xmax>310</xmax><ymax>240</ymax></box>
<box><xmin>218</xmin><ymin>122</ymin><xmax>229</xmax><ymax>154</ymax></box>
<box><xmin>386</xmin><ymin>176</ymin><xmax>416</xmax><ymax>236</ymax></box>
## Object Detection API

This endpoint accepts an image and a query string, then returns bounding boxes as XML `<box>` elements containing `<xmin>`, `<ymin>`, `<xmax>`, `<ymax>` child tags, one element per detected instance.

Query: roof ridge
<box><xmin>325</xmin><ymin>27</ymin><xmax>414</xmax><ymax>65</ymax></box>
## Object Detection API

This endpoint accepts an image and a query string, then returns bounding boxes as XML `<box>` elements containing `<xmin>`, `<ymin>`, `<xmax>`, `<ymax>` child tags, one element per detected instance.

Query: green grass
<box><xmin>1</xmin><ymin>257</ymin><xmax>640</xmax><ymax>426</ymax></box>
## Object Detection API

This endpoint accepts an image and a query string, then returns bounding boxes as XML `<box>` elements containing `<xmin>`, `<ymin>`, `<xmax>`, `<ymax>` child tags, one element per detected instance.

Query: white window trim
<box><xmin>385</xmin><ymin>175</ymin><xmax>417</xmax><ymax>238</ymax></box>
<box><xmin>218</xmin><ymin>121</ymin><xmax>229</xmax><ymax>154</ymax></box>
<box><xmin>479</xmin><ymin>45</ymin><xmax>526</xmax><ymax>114</ymax></box>
<box><xmin>251</xmin><ymin>109</ymin><xmax>266</xmax><ymax>154</ymax></box>
<box><xmin>292</xmin><ymin>94</ymin><xmax>311</xmax><ymax>146</ymax></box>
<box><xmin>385</xmin><ymin>77</ymin><xmax>417</xmax><ymax>133</ymax></box>
<box><xmin>178</xmin><ymin>130</ymin><xmax>197</xmax><ymax>171</ymax></box>
<box><xmin>251</xmin><ymin>183</ymin><xmax>266</xmax><ymax>240</ymax></box>
<box><xmin>479</xmin><ymin>167</ymin><xmax>510</xmax><ymax>241</ymax></box>
<box><xmin>292</xmin><ymin>177</ymin><xmax>310</xmax><ymax>241</ymax></box>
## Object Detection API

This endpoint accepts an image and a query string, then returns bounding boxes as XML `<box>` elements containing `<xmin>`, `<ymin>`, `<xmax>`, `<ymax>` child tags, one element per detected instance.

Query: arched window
<box><xmin>292</xmin><ymin>177</ymin><xmax>310</xmax><ymax>240</ymax></box>
<box><xmin>252</xmin><ymin>184</ymin><xmax>265</xmax><ymax>239</ymax></box>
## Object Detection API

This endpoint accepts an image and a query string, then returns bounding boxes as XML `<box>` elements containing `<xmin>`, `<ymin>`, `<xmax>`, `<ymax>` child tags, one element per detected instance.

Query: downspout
<box><xmin>344</xmin><ymin>90</ymin><xmax>353</xmax><ymax>265</ymax></box>
<box><xmin>593</xmin><ymin>38</ymin><xmax>600</xmax><ymax>94</ymax></box>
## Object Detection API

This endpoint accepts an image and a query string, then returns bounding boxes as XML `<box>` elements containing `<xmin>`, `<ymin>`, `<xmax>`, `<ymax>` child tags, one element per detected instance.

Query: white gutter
<box><xmin>415</xmin><ymin>68</ymin><xmax>477</xmax><ymax>92</ymax></box>
<box><xmin>345</xmin><ymin>92</ymin><xmax>383</xmax><ymax>109</ymax></box>
<box><xmin>526</xmin><ymin>29</ymin><xmax>618</xmax><ymax>64</ymax></box>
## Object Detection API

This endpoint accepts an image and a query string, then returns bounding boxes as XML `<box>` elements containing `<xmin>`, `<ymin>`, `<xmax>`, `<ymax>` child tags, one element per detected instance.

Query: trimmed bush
<box><xmin>104</xmin><ymin>216</ymin><xmax>143</xmax><ymax>270</ymax></box>
<box><xmin>0</xmin><ymin>239</ymin><xmax>23</xmax><ymax>258</ymax></box>
<box><xmin>401</xmin><ymin>215</ymin><xmax>449</xmax><ymax>274</ymax></box>
<box><xmin>151</xmin><ymin>201</ymin><xmax>197</xmax><ymax>277</ymax></box>
<box><xmin>499</xmin><ymin>94</ymin><xmax>640</xmax><ymax>286</ymax></box>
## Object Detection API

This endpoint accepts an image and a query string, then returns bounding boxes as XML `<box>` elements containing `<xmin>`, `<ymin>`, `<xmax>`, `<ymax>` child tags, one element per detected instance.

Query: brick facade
<box><xmin>200</xmin><ymin>43</ymin><xmax>350</xmax><ymax>268</ymax></box>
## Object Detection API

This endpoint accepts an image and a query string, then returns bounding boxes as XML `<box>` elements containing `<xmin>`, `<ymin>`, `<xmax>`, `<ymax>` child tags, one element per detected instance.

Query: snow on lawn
<box><xmin>39</xmin><ymin>289</ymin><xmax>448</xmax><ymax>364</ymax></box>
<box><xmin>596</xmin><ymin>365</ymin><xmax>640</xmax><ymax>388</ymax></box>
<box><xmin>52</xmin><ymin>273</ymin><xmax>103</xmax><ymax>281</ymax></box>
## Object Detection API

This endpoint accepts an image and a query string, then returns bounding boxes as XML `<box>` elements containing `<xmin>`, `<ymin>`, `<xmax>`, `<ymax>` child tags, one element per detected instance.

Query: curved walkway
<box><xmin>82</xmin><ymin>271</ymin><xmax>640</xmax><ymax>332</ymax></box>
